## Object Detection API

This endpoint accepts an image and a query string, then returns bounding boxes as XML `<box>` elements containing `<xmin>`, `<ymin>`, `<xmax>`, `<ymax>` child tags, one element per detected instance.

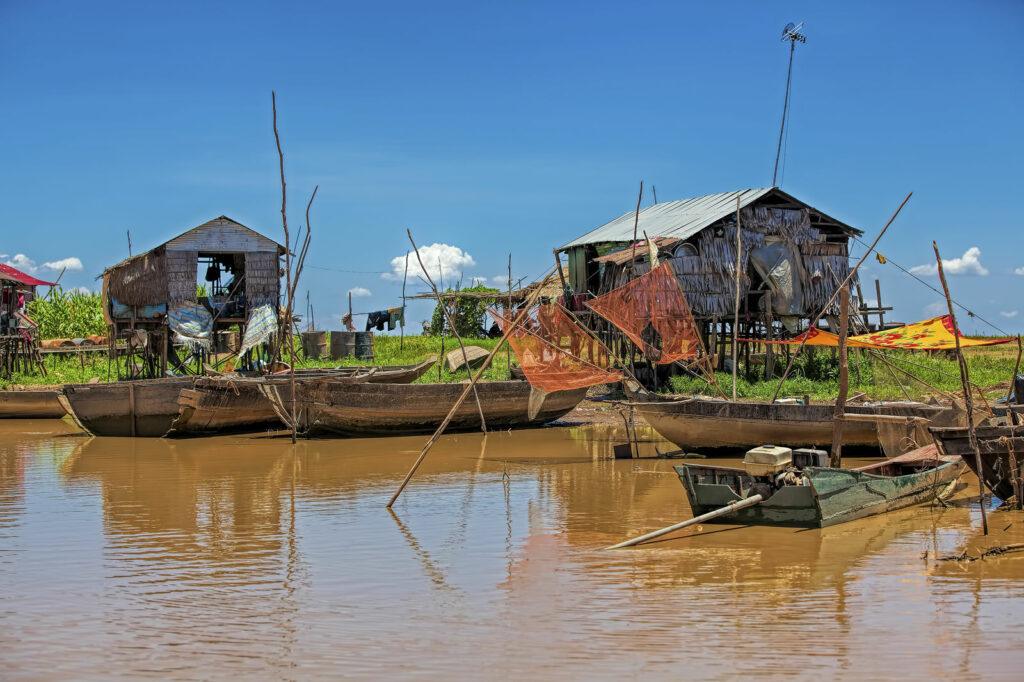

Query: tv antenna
<box><xmin>772</xmin><ymin>22</ymin><xmax>807</xmax><ymax>186</ymax></box>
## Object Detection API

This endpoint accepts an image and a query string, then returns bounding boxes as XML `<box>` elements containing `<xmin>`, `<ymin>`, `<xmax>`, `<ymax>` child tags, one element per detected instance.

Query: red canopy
<box><xmin>0</xmin><ymin>263</ymin><xmax>54</xmax><ymax>287</ymax></box>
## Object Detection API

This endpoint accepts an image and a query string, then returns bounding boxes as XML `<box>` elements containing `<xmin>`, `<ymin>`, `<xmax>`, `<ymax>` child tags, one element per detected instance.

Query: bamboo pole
<box><xmin>933</xmin><ymin>241</ymin><xmax>987</xmax><ymax>535</ymax></box>
<box><xmin>1006</xmin><ymin>336</ymin><xmax>1022</xmax><ymax>421</ymax></box>
<box><xmin>400</xmin><ymin>252</ymin><xmax>409</xmax><ymax>350</ymax></box>
<box><xmin>630</xmin><ymin>181</ymin><xmax>643</xmax><ymax>278</ymax></box>
<box><xmin>605</xmin><ymin>494</ymin><xmax>764</xmax><ymax>550</ymax></box>
<box><xmin>771</xmin><ymin>192</ymin><xmax>912</xmax><ymax>402</ymax></box>
<box><xmin>272</xmin><ymin>91</ymin><xmax>298</xmax><ymax>444</ymax></box>
<box><xmin>387</xmin><ymin>267</ymin><xmax>558</xmax><ymax>508</ymax></box>
<box><xmin>732</xmin><ymin>197</ymin><xmax>742</xmax><ymax>401</ymax></box>
<box><xmin>507</xmin><ymin>253</ymin><xmax>512</xmax><ymax>380</ymax></box>
<box><xmin>407</xmin><ymin>230</ymin><xmax>486</xmax><ymax>433</ymax></box>
<box><xmin>830</xmin><ymin>286</ymin><xmax>849</xmax><ymax>467</ymax></box>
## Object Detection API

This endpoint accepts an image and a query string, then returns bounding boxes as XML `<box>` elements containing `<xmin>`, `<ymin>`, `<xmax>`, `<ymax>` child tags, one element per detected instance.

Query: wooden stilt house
<box><xmin>556</xmin><ymin>187</ymin><xmax>863</xmax><ymax>380</ymax></box>
<box><xmin>101</xmin><ymin>216</ymin><xmax>285</xmax><ymax>378</ymax></box>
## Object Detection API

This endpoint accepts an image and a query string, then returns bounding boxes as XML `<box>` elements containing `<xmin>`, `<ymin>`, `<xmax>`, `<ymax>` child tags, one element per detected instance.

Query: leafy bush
<box><xmin>25</xmin><ymin>287</ymin><xmax>106</xmax><ymax>339</ymax></box>
<box><xmin>429</xmin><ymin>284</ymin><xmax>499</xmax><ymax>338</ymax></box>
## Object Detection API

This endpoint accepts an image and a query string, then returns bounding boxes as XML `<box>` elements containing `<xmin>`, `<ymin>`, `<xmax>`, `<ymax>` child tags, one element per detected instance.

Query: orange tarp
<box><xmin>493</xmin><ymin>304</ymin><xmax>622</xmax><ymax>393</ymax></box>
<box><xmin>744</xmin><ymin>316</ymin><xmax>1014</xmax><ymax>350</ymax></box>
<box><xmin>585</xmin><ymin>262</ymin><xmax>701</xmax><ymax>364</ymax></box>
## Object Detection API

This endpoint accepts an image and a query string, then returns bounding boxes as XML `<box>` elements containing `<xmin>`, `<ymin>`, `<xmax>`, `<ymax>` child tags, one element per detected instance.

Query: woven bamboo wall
<box><xmin>166</xmin><ymin>250</ymin><xmax>198</xmax><ymax>304</ymax></box>
<box><xmin>105</xmin><ymin>248</ymin><xmax>168</xmax><ymax>306</ymax></box>
<box><xmin>245</xmin><ymin>251</ymin><xmax>280</xmax><ymax>307</ymax></box>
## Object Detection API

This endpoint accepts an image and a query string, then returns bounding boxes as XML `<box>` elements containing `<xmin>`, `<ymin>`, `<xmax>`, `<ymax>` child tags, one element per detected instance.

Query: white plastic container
<box><xmin>743</xmin><ymin>445</ymin><xmax>793</xmax><ymax>476</ymax></box>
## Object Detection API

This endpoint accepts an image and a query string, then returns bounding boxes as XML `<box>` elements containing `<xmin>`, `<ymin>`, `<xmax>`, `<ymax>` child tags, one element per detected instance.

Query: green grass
<box><xmin>668</xmin><ymin>345</ymin><xmax>1019</xmax><ymax>402</ymax></box>
<box><xmin>25</xmin><ymin>288</ymin><xmax>106</xmax><ymax>339</ymax></box>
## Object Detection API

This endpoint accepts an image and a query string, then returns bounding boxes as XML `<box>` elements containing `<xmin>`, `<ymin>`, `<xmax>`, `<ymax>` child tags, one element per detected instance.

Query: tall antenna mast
<box><xmin>772</xmin><ymin>21</ymin><xmax>806</xmax><ymax>187</ymax></box>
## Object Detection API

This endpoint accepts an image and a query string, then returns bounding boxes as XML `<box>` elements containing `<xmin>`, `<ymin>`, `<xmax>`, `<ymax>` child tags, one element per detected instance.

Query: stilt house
<box><xmin>556</xmin><ymin>187</ymin><xmax>863</xmax><ymax>372</ymax></box>
<box><xmin>101</xmin><ymin>216</ymin><xmax>285</xmax><ymax>376</ymax></box>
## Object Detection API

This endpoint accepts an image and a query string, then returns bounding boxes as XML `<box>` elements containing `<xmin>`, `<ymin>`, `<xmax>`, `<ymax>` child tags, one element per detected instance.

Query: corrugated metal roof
<box><xmin>560</xmin><ymin>188</ymin><xmax>772</xmax><ymax>249</ymax></box>
<box><xmin>559</xmin><ymin>187</ymin><xmax>860</xmax><ymax>249</ymax></box>
<box><xmin>165</xmin><ymin>216</ymin><xmax>284</xmax><ymax>253</ymax></box>
<box><xmin>0</xmin><ymin>263</ymin><xmax>54</xmax><ymax>287</ymax></box>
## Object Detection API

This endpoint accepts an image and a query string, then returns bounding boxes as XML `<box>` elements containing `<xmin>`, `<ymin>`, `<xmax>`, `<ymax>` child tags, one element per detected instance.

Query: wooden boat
<box><xmin>634</xmin><ymin>398</ymin><xmax>959</xmax><ymax>454</ymax></box>
<box><xmin>675</xmin><ymin>445</ymin><xmax>965</xmax><ymax>528</ymax></box>
<box><xmin>169</xmin><ymin>358</ymin><xmax>438</xmax><ymax>436</ymax></box>
<box><xmin>0</xmin><ymin>389</ymin><xmax>67</xmax><ymax>418</ymax></box>
<box><xmin>274</xmin><ymin>380</ymin><xmax>588</xmax><ymax>437</ymax></box>
<box><xmin>60</xmin><ymin>377</ymin><xmax>196</xmax><ymax>437</ymax></box>
<box><xmin>930</xmin><ymin>424</ymin><xmax>1024</xmax><ymax>503</ymax></box>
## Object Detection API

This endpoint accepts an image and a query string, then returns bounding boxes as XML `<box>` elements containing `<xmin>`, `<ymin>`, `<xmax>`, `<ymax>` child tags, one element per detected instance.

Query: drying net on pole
<box><xmin>585</xmin><ymin>262</ymin><xmax>701</xmax><ymax>365</ymax></box>
<box><xmin>491</xmin><ymin>304</ymin><xmax>622</xmax><ymax>392</ymax></box>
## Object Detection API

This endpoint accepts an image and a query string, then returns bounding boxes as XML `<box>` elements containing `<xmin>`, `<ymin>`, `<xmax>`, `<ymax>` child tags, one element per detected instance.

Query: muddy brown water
<box><xmin>1</xmin><ymin>419</ymin><xmax>1022</xmax><ymax>679</ymax></box>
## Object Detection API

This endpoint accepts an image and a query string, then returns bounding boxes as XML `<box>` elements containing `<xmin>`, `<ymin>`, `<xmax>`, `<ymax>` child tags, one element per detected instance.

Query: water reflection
<box><xmin>0</xmin><ymin>421</ymin><xmax>1022</xmax><ymax>678</ymax></box>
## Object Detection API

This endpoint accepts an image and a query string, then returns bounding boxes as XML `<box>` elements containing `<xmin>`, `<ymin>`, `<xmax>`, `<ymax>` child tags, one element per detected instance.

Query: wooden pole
<box><xmin>764</xmin><ymin>291</ymin><xmax>775</xmax><ymax>380</ymax></box>
<box><xmin>830</xmin><ymin>286</ymin><xmax>849</xmax><ymax>467</ymax></box>
<box><xmin>272</xmin><ymin>91</ymin><xmax>298</xmax><ymax>444</ymax></box>
<box><xmin>875</xmin><ymin>279</ymin><xmax>885</xmax><ymax>329</ymax></box>
<box><xmin>855</xmin><ymin>280</ymin><xmax>870</xmax><ymax>329</ymax></box>
<box><xmin>507</xmin><ymin>253</ymin><xmax>512</xmax><ymax>380</ymax></box>
<box><xmin>1006</xmin><ymin>335</ymin><xmax>1022</xmax><ymax>421</ymax></box>
<box><xmin>732</xmin><ymin>197</ymin><xmax>742</xmax><ymax>401</ymax></box>
<box><xmin>771</xmin><ymin>192</ymin><xmax>912</xmax><ymax>402</ymax></box>
<box><xmin>933</xmin><ymin>241</ymin><xmax>987</xmax><ymax>535</ymax></box>
<box><xmin>407</xmin><ymin>229</ymin><xmax>487</xmax><ymax>433</ymax></box>
<box><xmin>387</xmin><ymin>267</ymin><xmax>558</xmax><ymax>507</ymax></box>
<box><xmin>604</xmin><ymin>494</ymin><xmax>764</xmax><ymax>550</ymax></box>
<box><xmin>630</xmin><ymin>181</ymin><xmax>643</xmax><ymax>278</ymax></box>
<box><xmin>401</xmin><ymin>251</ymin><xmax>409</xmax><ymax>350</ymax></box>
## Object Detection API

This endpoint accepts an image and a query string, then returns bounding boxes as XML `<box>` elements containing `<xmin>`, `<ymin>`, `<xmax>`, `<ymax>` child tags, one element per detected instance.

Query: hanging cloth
<box><xmin>168</xmin><ymin>301</ymin><xmax>214</xmax><ymax>352</ymax></box>
<box><xmin>239</xmin><ymin>304</ymin><xmax>278</xmax><ymax>357</ymax></box>
<box><xmin>366</xmin><ymin>311</ymin><xmax>388</xmax><ymax>332</ymax></box>
<box><xmin>387</xmin><ymin>307</ymin><xmax>405</xmax><ymax>331</ymax></box>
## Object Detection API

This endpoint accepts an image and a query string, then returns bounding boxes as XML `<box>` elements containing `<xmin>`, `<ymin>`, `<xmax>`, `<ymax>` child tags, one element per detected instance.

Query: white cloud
<box><xmin>1015</xmin><ymin>266</ymin><xmax>1024</xmax><ymax>275</ymax></box>
<box><xmin>382</xmin><ymin>243</ymin><xmax>475</xmax><ymax>283</ymax></box>
<box><xmin>3</xmin><ymin>254</ymin><xmax>38</xmax><ymax>274</ymax></box>
<box><xmin>470</xmin><ymin>276</ymin><xmax>488</xmax><ymax>286</ymax></box>
<box><xmin>909</xmin><ymin>247</ymin><xmax>989</xmax><ymax>276</ymax></box>
<box><xmin>3</xmin><ymin>253</ymin><xmax>83</xmax><ymax>275</ymax></box>
<box><xmin>923</xmin><ymin>301</ymin><xmax>947</xmax><ymax>317</ymax></box>
<box><xmin>348</xmin><ymin>286</ymin><xmax>372</xmax><ymax>297</ymax></box>
<box><xmin>492</xmin><ymin>275</ymin><xmax>511</xmax><ymax>286</ymax></box>
<box><xmin>42</xmin><ymin>257</ymin><xmax>83</xmax><ymax>272</ymax></box>
<box><xmin>1000</xmin><ymin>310</ymin><xmax>1019</xmax><ymax>319</ymax></box>
<box><xmin>73</xmin><ymin>286</ymin><xmax>94</xmax><ymax>295</ymax></box>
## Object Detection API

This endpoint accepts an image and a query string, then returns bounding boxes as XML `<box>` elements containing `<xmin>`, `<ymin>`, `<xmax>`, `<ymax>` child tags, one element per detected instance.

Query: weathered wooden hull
<box><xmin>930</xmin><ymin>425</ymin><xmax>1024</xmax><ymax>502</ymax></box>
<box><xmin>0</xmin><ymin>390</ymin><xmax>67</xmax><ymax>418</ymax></box>
<box><xmin>292</xmin><ymin>381</ymin><xmax>588</xmax><ymax>437</ymax></box>
<box><xmin>675</xmin><ymin>452</ymin><xmax>965</xmax><ymax>528</ymax></box>
<box><xmin>61</xmin><ymin>378</ymin><xmax>196</xmax><ymax>437</ymax></box>
<box><xmin>170</xmin><ymin>359</ymin><xmax>438</xmax><ymax>436</ymax></box>
<box><xmin>635</xmin><ymin>399</ymin><xmax>951</xmax><ymax>452</ymax></box>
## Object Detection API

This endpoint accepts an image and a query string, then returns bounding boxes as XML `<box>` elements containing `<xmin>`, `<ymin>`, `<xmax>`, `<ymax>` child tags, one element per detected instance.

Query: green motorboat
<box><xmin>675</xmin><ymin>446</ymin><xmax>965</xmax><ymax>528</ymax></box>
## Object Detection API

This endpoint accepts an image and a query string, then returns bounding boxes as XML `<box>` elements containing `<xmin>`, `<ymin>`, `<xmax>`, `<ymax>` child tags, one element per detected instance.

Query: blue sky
<box><xmin>1</xmin><ymin>1</ymin><xmax>1021</xmax><ymax>334</ymax></box>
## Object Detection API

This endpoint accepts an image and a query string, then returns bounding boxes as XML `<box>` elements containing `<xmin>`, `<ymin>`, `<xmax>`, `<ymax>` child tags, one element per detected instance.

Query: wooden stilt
<box><xmin>830</xmin><ymin>287</ymin><xmax>849</xmax><ymax>468</ymax></box>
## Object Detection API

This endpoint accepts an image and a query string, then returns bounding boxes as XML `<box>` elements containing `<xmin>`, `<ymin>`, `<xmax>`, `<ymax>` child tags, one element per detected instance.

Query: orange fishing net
<box><xmin>744</xmin><ymin>315</ymin><xmax>1015</xmax><ymax>350</ymax></box>
<box><xmin>585</xmin><ymin>262</ymin><xmax>701</xmax><ymax>364</ymax></box>
<box><xmin>492</xmin><ymin>304</ymin><xmax>622</xmax><ymax>392</ymax></box>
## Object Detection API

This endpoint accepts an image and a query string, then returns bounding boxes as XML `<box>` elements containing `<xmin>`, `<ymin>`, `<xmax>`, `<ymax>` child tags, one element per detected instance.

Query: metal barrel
<box><xmin>301</xmin><ymin>331</ymin><xmax>328</xmax><ymax>359</ymax></box>
<box><xmin>329</xmin><ymin>331</ymin><xmax>356</xmax><ymax>359</ymax></box>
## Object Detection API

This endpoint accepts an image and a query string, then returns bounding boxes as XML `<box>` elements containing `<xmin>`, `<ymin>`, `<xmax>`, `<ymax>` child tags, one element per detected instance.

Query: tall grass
<box><xmin>25</xmin><ymin>288</ymin><xmax>106</xmax><ymax>339</ymax></box>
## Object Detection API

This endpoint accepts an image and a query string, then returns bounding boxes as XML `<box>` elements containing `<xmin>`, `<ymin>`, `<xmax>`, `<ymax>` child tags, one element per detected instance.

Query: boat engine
<box><xmin>742</xmin><ymin>445</ymin><xmax>818</xmax><ymax>498</ymax></box>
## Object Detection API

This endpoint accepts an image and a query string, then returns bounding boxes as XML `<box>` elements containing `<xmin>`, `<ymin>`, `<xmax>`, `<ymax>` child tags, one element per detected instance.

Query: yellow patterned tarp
<box><xmin>745</xmin><ymin>315</ymin><xmax>1015</xmax><ymax>350</ymax></box>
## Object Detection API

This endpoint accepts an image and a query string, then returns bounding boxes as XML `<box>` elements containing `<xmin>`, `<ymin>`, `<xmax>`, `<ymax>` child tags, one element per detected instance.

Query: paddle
<box><xmin>604</xmin><ymin>494</ymin><xmax>764</xmax><ymax>550</ymax></box>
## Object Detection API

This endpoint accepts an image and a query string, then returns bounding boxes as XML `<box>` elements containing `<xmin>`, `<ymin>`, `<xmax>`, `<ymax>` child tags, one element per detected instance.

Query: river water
<box><xmin>1</xmin><ymin>419</ymin><xmax>1022</xmax><ymax>680</ymax></box>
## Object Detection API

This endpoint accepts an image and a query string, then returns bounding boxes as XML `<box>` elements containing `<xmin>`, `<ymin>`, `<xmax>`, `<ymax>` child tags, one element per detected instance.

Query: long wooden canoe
<box><xmin>169</xmin><ymin>358</ymin><xmax>437</xmax><ymax>436</ymax></box>
<box><xmin>60</xmin><ymin>378</ymin><xmax>196</xmax><ymax>437</ymax></box>
<box><xmin>275</xmin><ymin>380</ymin><xmax>588</xmax><ymax>437</ymax></box>
<box><xmin>675</xmin><ymin>446</ymin><xmax>965</xmax><ymax>528</ymax></box>
<box><xmin>0</xmin><ymin>390</ymin><xmax>67</xmax><ymax>418</ymax></box>
<box><xmin>930</xmin><ymin>424</ymin><xmax>1024</xmax><ymax>502</ymax></box>
<box><xmin>635</xmin><ymin>398</ymin><xmax>957</xmax><ymax>454</ymax></box>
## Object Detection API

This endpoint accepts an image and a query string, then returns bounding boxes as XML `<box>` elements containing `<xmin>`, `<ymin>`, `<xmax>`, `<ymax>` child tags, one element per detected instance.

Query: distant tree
<box><xmin>430</xmin><ymin>284</ymin><xmax>499</xmax><ymax>338</ymax></box>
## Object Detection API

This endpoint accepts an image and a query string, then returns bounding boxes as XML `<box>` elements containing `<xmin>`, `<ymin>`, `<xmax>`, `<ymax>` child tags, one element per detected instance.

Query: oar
<box><xmin>604</xmin><ymin>494</ymin><xmax>764</xmax><ymax>550</ymax></box>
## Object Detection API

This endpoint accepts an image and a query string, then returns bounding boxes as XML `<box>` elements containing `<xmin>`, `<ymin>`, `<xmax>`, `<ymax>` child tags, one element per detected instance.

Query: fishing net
<box><xmin>492</xmin><ymin>304</ymin><xmax>622</xmax><ymax>392</ymax></box>
<box><xmin>585</xmin><ymin>262</ymin><xmax>701</xmax><ymax>364</ymax></box>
